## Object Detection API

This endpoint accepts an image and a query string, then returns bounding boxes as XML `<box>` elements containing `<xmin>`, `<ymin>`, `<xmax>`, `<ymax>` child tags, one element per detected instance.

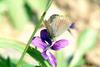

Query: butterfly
<box><xmin>44</xmin><ymin>14</ymin><xmax>75</xmax><ymax>37</ymax></box>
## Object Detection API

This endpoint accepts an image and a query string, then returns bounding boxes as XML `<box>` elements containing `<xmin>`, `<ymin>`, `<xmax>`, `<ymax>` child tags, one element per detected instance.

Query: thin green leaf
<box><xmin>27</xmin><ymin>46</ymin><xmax>49</xmax><ymax>67</ymax></box>
<box><xmin>0</xmin><ymin>56</ymin><xmax>16</xmax><ymax>67</ymax></box>
<box><xmin>6</xmin><ymin>0</ymin><xmax>29</xmax><ymax>29</ymax></box>
<box><xmin>0</xmin><ymin>37</ymin><xmax>25</xmax><ymax>52</ymax></box>
<box><xmin>26</xmin><ymin>0</ymin><xmax>52</xmax><ymax>17</ymax></box>
<box><xmin>69</xmin><ymin>28</ymin><xmax>99</xmax><ymax>67</ymax></box>
<box><xmin>24</xmin><ymin>3</ymin><xmax>39</xmax><ymax>24</ymax></box>
<box><xmin>0</xmin><ymin>37</ymin><xmax>50</xmax><ymax>67</ymax></box>
<box><xmin>0</xmin><ymin>55</ymin><xmax>34</xmax><ymax>67</ymax></box>
<box><xmin>77</xmin><ymin>28</ymin><xmax>98</xmax><ymax>52</ymax></box>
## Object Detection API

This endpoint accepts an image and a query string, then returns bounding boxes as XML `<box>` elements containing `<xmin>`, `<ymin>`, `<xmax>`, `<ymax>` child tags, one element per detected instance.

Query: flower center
<box><xmin>44</xmin><ymin>41</ymin><xmax>54</xmax><ymax>51</ymax></box>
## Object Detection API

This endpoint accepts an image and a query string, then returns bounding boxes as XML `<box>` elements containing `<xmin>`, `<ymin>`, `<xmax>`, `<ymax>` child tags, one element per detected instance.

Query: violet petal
<box><xmin>41</xmin><ymin>51</ymin><xmax>57</xmax><ymax>67</ymax></box>
<box><xmin>51</xmin><ymin>39</ymin><xmax>68</xmax><ymax>50</ymax></box>
<box><xmin>46</xmin><ymin>51</ymin><xmax>57</xmax><ymax>67</ymax></box>
<box><xmin>40</xmin><ymin>29</ymin><xmax>52</xmax><ymax>45</ymax></box>
<box><xmin>41</xmin><ymin>51</ymin><xmax>48</xmax><ymax>60</ymax></box>
<box><xmin>32</xmin><ymin>36</ymin><xmax>46</xmax><ymax>50</ymax></box>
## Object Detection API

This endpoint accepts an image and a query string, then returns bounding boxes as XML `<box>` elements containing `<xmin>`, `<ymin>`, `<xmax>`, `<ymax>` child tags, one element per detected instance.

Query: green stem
<box><xmin>16</xmin><ymin>0</ymin><xmax>52</xmax><ymax>67</ymax></box>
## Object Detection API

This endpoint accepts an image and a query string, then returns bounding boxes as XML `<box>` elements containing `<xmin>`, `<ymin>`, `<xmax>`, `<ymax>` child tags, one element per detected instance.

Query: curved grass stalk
<box><xmin>16</xmin><ymin>0</ymin><xmax>53</xmax><ymax>67</ymax></box>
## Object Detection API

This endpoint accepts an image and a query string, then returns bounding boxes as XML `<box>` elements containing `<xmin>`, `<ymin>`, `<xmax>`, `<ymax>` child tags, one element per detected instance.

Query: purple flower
<box><xmin>32</xmin><ymin>29</ymin><xmax>69</xmax><ymax>67</ymax></box>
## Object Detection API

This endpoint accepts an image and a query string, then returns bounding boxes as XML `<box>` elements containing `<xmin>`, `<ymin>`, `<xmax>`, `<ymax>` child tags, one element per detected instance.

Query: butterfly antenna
<box><xmin>67</xmin><ymin>29</ymin><xmax>73</xmax><ymax>36</ymax></box>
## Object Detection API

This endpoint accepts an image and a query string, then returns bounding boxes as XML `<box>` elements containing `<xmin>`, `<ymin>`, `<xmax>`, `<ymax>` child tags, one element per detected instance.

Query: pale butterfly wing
<box><xmin>44</xmin><ymin>20</ymin><xmax>53</xmax><ymax>36</ymax></box>
<box><xmin>44</xmin><ymin>14</ymin><xmax>72</xmax><ymax>37</ymax></box>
